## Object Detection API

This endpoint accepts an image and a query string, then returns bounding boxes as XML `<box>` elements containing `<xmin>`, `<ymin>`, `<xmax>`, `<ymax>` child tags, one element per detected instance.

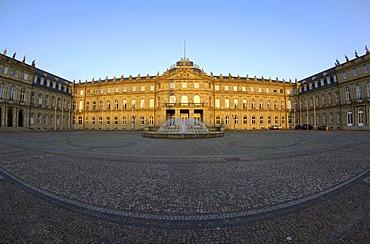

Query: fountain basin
<box><xmin>142</xmin><ymin>118</ymin><xmax>224</xmax><ymax>139</ymax></box>
<box><xmin>142</xmin><ymin>131</ymin><xmax>224</xmax><ymax>139</ymax></box>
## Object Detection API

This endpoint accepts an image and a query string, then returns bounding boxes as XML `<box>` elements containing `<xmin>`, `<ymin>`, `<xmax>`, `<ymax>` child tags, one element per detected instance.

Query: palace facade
<box><xmin>0</xmin><ymin>52</ymin><xmax>72</xmax><ymax>130</ymax></box>
<box><xmin>1</xmin><ymin>47</ymin><xmax>369</xmax><ymax>131</ymax></box>
<box><xmin>72</xmin><ymin>58</ymin><xmax>294</xmax><ymax>131</ymax></box>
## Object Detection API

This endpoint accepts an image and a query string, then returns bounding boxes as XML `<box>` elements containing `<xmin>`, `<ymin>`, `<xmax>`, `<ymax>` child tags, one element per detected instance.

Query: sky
<box><xmin>1</xmin><ymin>0</ymin><xmax>369</xmax><ymax>82</ymax></box>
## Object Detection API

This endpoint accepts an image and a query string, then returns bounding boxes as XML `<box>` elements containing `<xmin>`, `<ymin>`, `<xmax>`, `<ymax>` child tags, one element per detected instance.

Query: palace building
<box><xmin>1</xmin><ymin>47</ymin><xmax>369</xmax><ymax>131</ymax></box>
<box><xmin>0</xmin><ymin>52</ymin><xmax>72</xmax><ymax>130</ymax></box>
<box><xmin>72</xmin><ymin>58</ymin><xmax>294</xmax><ymax>131</ymax></box>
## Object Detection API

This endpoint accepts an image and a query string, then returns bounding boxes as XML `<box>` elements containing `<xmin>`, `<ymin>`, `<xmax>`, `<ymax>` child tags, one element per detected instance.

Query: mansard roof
<box><xmin>34</xmin><ymin>68</ymin><xmax>72</xmax><ymax>84</ymax></box>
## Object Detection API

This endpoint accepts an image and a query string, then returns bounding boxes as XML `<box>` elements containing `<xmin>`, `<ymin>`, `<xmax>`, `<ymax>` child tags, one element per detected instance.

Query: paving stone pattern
<box><xmin>0</xmin><ymin>130</ymin><xmax>369</xmax><ymax>242</ymax></box>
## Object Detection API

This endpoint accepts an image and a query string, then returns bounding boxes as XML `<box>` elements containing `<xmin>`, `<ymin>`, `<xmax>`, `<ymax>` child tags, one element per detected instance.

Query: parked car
<box><xmin>302</xmin><ymin>124</ymin><xmax>314</xmax><ymax>130</ymax></box>
<box><xmin>268</xmin><ymin>125</ymin><xmax>281</xmax><ymax>130</ymax></box>
<box><xmin>317</xmin><ymin>125</ymin><xmax>329</xmax><ymax>130</ymax></box>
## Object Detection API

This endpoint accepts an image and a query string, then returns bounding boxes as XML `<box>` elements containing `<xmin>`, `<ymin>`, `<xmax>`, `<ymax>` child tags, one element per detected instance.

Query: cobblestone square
<box><xmin>0</xmin><ymin>130</ymin><xmax>369</xmax><ymax>242</ymax></box>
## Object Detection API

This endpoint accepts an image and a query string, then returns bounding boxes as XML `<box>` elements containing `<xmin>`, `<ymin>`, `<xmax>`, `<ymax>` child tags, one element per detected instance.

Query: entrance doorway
<box><xmin>7</xmin><ymin>108</ymin><xmax>13</xmax><ymax>127</ymax></box>
<box><xmin>194</xmin><ymin>109</ymin><xmax>204</xmax><ymax>123</ymax></box>
<box><xmin>18</xmin><ymin>110</ymin><xmax>24</xmax><ymax>127</ymax></box>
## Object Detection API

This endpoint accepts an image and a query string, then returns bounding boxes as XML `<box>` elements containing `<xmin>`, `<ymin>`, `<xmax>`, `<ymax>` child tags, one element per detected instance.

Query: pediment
<box><xmin>166</xmin><ymin>70</ymin><xmax>202</xmax><ymax>80</ymax></box>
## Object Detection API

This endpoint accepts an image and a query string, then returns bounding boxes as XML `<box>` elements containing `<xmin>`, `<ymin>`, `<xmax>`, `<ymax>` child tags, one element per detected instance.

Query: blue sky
<box><xmin>1</xmin><ymin>0</ymin><xmax>369</xmax><ymax>82</ymax></box>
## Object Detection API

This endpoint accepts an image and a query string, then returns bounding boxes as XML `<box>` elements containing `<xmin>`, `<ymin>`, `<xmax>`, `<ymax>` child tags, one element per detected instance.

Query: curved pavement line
<box><xmin>0</xmin><ymin>167</ymin><xmax>369</xmax><ymax>221</ymax></box>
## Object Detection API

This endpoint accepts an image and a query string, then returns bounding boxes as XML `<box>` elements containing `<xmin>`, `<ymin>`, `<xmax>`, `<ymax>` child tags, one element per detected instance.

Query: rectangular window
<box><xmin>215</xmin><ymin>98</ymin><xmax>220</xmax><ymax>109</ymax></box>
<box><xmin>141</xmin><ymin>85</ymin><xmax>145</xmax><ymax>92</ymax></box>
<box><xmin>215</xmin><ymin>85</ymin><xmax>220</xmax><ymax>91</ymax></box>
<box><xmin>367</xmin><ymin>83</ymin><xmax>370</xmax><ymax>99</ymax></box>
<box><xmin>242</xmin><ymin>86</ymin><xmax>246</xmax><ymax>92</ymax></box>
<box><xmin>150</xmin><ymin>85</ymin><xmax>155</xmax><ymax>91</ymax></box>
<box><xmin>343</xmin><ymin>71</ymin><xmax>347</xmax><ymax>79</ymax></box>
<box><xmin>258</xmin><ymin>87</ymin><xmax>262</xmax><ymax>93</ymax></box>
<box><xmin>0</xmin><ymin>83</ymin><xmax>4</xmax><ymax>101</ymax></box>
<box><xmin>100</xmin><ymin>88</ymin><xmax>104</xmax><ymax>94</ymax></box>
<box><xmin>2</xmin><ymin>66</ymin><xmax>8</xmax><ymax>74</ymax></box>
<box><xmin>131</xmin><ymin>86</ymin><xmax>136</xmax><ymax>92</ymax></box>
<box><xmin>250</xmin><ymin>87</ymin><xmax>255</xmax><ymax>92</ymax></box>
<box><xmin>123</xmin><ymin>87</ymin><xmax>128</xmax><ymax>92</ymax></box>
<box><xmin>345</xmin><ymin>87</ymin><xmax>351</xmax><ymax>103</ymax></box>
<box><xmin>23</xmin><ymin>73</ymin><xmax>28</xmax><ymax>80</ymax></box>
<box><xmin>353</xmin><ymin>68</ymin><xmax>358</xmax><ymax>77</ymax></box>
<box><xmin>170</xmin><ymin>81</ymin><xmax>175</xmax><ymax>89</ymax></box>
<box><xmin>363</xmin><ymin>64</ymin><xmax>369</xmax><ymax>73</ymax></box>
<box><xmin>182</xmin><ymin>82</ymin><xmax>187</xmax><ymax>88</ymax></box>
<box><xmin>356</xmin><ymin>85</ymin><xmax>362</xmax><ymax>101</ymax></box>
<box><xmin>224</xmin><ymin>99</ymin><xmax>229</xmax><ymax>108</ymax></box>
<box><xmin>107</xmin><ymin>88</ymin><xmax>112</xmax><ymax>93</ymax></box>
<box><xmin>224</xmin><ymin>85</ymin><xmax>229</xmax><ymax>91</ymax></box>
<box><xmin>233</xmin><ymin>86</ymin><xmax>238</xmax><ymax>91</ymax></box>
<box><xmin>149</xmin><ymin>98</ymin><xmax>154</xmax><ymax>109</ymax></box>
<box><xmin>140</xmin><ymin>99</ymin><xmax>145</xmax><ymax>109</ymax></box>
<box><xmin>194</xmin><ymin>82</ymin><xmax>199</xmax><ymax>88</ymax></box>
<box><xmin>115</xmin><ymin>87</ymin><xmax>119</xmax><ymax>93</ymax></box>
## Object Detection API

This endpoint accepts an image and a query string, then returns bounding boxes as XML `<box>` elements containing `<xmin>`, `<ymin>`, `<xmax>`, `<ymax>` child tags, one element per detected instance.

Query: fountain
<box><xmin>142</xmin><ymin>118</ymin><xmax>224</xmax><ymax>139</ymax></box>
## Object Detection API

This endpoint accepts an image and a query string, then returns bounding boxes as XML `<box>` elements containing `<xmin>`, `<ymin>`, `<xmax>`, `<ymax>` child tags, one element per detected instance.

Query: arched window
<box><xmin>9</xmin><ymin>86</ymin><xmax>15</xmax><ymax>102</ymax></box>
<box><xmin>181</xmin><ymin>95</ymin><xmax>188</xmax><ymax>105</ymax></box>
<box><xmin>347</xmin><ymin>110</ymin><xmax>353</xmax><ymax>126</ymax></box>
<box><xmin>358</xmin><ymin>108</ymin><xmax>364</xmax><ymax>126</ymax></box>
<box><xmin>216</xmin><ymin>115</ymin><xmax>221</xmax><ymax>125</ymax></box>
<box><xmin>225</xmin><ymin>115</ymin><xmax>230</xmax><ymax>125</ymax></box>
<box><xmin>20</xmin><ymin>88</ymin><xmax>26</xmax><ymax>104</ymax></box>
<box><xmin>38</xmin><ymin>94</ymin><xmax>43</xmax><ymax>105</ymax></box>
<box><xmin>243</xmin><ymin>115</ymin><xmax>247</xmax><ymax>124</ymax></box>
<box><xmin>37</xmin><ymin>113</ymin><xmax>42</xmax><ymax>124</ymax></box>
<box><xmin>193</xmin><ymin>95</ymin><xmax>200</xmax><ymax>105</ymax></box>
